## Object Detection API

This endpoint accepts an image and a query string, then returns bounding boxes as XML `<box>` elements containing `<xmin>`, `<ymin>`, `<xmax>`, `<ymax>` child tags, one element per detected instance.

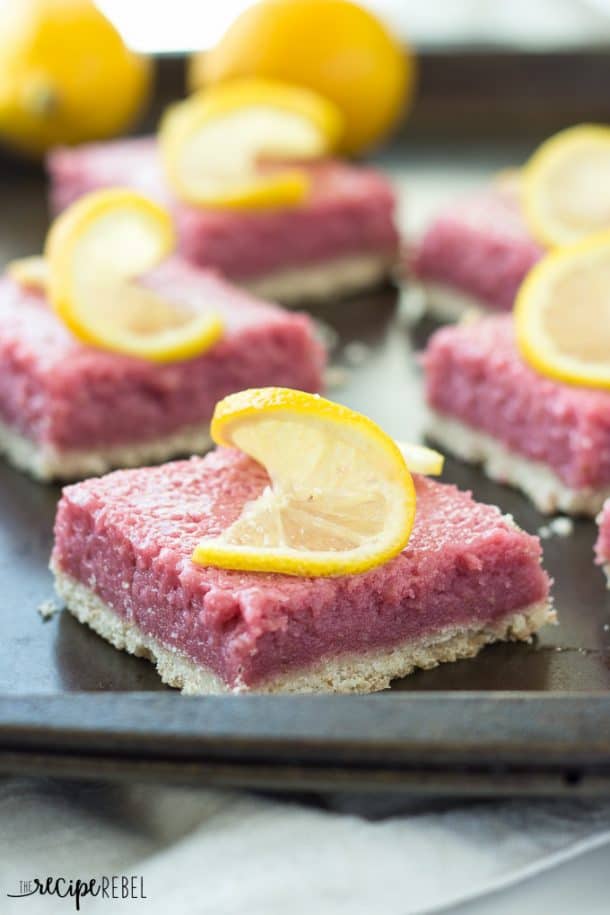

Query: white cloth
<box><xmin>2</xmin><ymin>779</ymin><xmax>610</xmax><ymax>914</ymax></box>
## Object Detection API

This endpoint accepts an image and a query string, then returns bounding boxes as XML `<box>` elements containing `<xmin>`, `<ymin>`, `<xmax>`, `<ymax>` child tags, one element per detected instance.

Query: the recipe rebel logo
<box><xmin>7</xmin><ymin>875</ymin><xmax>147</xmax><ymax>910</ymax></box>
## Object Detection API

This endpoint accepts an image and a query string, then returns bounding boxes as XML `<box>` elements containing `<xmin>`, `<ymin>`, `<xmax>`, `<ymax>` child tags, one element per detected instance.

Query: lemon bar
<box><xmin>424</xmin><ymin>315</ymin><xmax>610</xmax><ymax>515</ymax></box>
<box><xmin>0</xmin><ymin>259</ymin><xmax>324</xmax><ymax>480</ymax></box>
<box><xmin>409</xmin><ymin>184</ymin><xmax>543</xmax><ymax>319</ymax></box>
<box><xmin>51</xmin><ymin>450</ymin><xmax>553</xmax><ymax>694</ymax></box>
<box><xmin>48</xmin><ymin>139</ymin><xmax>400</xmax><ymax>304</ymax></box>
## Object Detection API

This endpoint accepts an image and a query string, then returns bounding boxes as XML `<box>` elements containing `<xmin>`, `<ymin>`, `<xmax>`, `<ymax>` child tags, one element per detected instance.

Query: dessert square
<box><xmin>48</xmin><ymin>139</ymin><xmax>400</xmax><ymax>304</ymax></box>
<box><xmin>595</xmin><ymin>500</ymin><xmax>610</xmax><ymax>584</ymax></box>
<box><xmin>0</xmin><ymin>258</ymin><xmax>324</xmax><ymax>480</ymax></box>
<box><xmin>51</xmin><ymin>450</ymin><xmax>553</xmax><ymax>694</ymax></box>
<box><xmin>423</xmin><ymin>315</ymin><xmax>610</xmax><ymax>515</ymax></box>
<box><xmin>409</xmin><ymin>183</ymin><xmax>543</xmax><ymax>319</ymax></box>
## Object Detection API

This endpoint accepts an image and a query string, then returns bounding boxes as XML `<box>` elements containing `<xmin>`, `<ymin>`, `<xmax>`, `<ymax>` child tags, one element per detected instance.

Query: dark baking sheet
<box><xmin>1</xmin><ymin>144</ymin><xmax>610</xmax><ymax>794</ymax></box>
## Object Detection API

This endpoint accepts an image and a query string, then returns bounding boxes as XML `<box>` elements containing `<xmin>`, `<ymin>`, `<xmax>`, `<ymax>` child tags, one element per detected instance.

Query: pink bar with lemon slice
<box><xmin>408</xmin><ymin>181</ymin><xmax>543</xmax><ymax>318</ymax></box>
<box><xmin>0</xmin><ymin>259</ymin><xmax>324</xmax><ymax>480</ymax></box>
<box><xmin>424</xmin><ymin>314</ymin><xmax>610</xmax><ymax>516</ymax></box>
<box><xmin>51</xmin><ymin>449</ymin><xmax>552</xmax><ymax>694</ymax></box>
<box><xmin>47</xmin><ymin>139</ymin><xmax>400</xmax><ymax>304</ymax></box>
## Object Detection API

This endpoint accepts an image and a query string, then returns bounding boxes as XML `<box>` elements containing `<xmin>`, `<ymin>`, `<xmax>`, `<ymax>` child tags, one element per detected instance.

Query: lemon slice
<box><xmin>192</xmin><ymin>388</ymin><xmax>416</xmax><ymax>577</ymax></box>
<box><xmin>7</xmin><ymin>256</ymin><xmax>48</xmax><ymax>291</ymax></box>
<box><xmin>45</xmin><ymin>189</ymin><xmax>223</xmax><ymax>362</ymax></box>
<box><xmin>395</xmin><ymin>442</ymin><xmax>444</xmax><ymax>476</ymax></box>
<box><xmin>159</xmin><ymin>78</ymin><xmax>343</xmax><ymax>210</ymax></box>
<box><xmin>523</xmin><ymin>125</ymin><xmax>610</xmax><ymax>247</ymax></box>
<box><xmin>515</xmin><ymin>229</ymin><xmax>610</xmax><ymax>388</ymax></box>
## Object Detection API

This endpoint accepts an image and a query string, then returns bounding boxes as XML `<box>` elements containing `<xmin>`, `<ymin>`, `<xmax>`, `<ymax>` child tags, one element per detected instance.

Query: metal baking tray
<box><xmin>1</xmin><ymin>144</ymin><xmax>610</xmax><ymax>795</ymax></box>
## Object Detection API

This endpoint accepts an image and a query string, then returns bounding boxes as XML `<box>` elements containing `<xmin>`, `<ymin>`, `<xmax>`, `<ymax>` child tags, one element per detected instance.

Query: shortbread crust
<box><xmin>416</xmin><ymin>281</ymin><xmax>486</xmax><ymax>322</ymax></box>
<box><xmin>427</xmin><ymin>410</ymin><xmax>610</xmax><ymax>516</ymax></box>
<box><xmin>0</xmin><ymin>416</ymin><xmax>212</xmax><ymax>481</ymax></box>
<box><xmin>53</xmin><ymin>567</ymin><xmax>554</xmax><ymax>694</ymax></box>
<box><xmin>245</xmin><ymin>252</ymin><xmax>395</xmax><ymax>305</ymax></box>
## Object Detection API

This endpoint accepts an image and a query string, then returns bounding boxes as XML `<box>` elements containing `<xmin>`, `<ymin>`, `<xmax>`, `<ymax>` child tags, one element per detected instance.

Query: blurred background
<box><xmin>2</xmin><ymin>0</ymin><xmax>610</xmax><ymax>162</ymax></box>
<box><xmin>97</xmin><ymin>0</ymin><xmax>610</xmax><ymax>139</ymax></box>
<box><xmin>0</xmin><ymin>0</ymin><xmax>609</xmax><ymax>269</ymax></box>
<box><xmin>97</xmin><ymin>0</ymin><xmax>610</xmax><ymax>52</ymax></box>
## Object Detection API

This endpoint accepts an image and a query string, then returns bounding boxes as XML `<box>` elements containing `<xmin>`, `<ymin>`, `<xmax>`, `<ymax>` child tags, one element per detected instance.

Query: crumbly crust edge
<box><xmin>427</xmin><ymin>409</ymin><xmax>610</xmax><ymax>517</ymax></box>
<box><xmin>0</xmin><ymin>417</ymin><xmax>212</xmax><ymax>482</ymax></box>
<box><xmin>244</xmin><ymin>252</ymin><xmax>396</xmax><ymax>305</ymax></box>
<box><xmin>52</xmin><ymin>566</ymin><xmax>555</xmax><ymax>695</ymax></box>
<box><xmin>412</xmin><ymin>280</ymin><xmax>493</xmax><ymax>321</ymax></box>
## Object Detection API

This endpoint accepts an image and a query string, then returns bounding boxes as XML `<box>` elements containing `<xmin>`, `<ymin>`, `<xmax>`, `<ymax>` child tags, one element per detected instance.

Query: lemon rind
<box><xmin>159</xmin><ymin>78</ymin><xmax>343</xmax><ymax>209</ymax></box>
<box><xmin>523</xmin><ymin>124</ymin><xmax>610</xmax><ymax>248</ymax></box>
<box><xmin>515</xmin><ymin>228</ymin><xmax>610</xmax><ymax>389</ymax></box>
<box><xmin>45</xmin><ymin>188</ymin><xmax>224</xmax><ymax>362</ymax></box>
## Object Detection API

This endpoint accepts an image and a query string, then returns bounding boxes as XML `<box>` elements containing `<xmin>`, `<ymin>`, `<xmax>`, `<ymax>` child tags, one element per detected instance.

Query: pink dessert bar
<box><xmin>595</xmin><ymin>500</ymin><xmax>610</xmax><ymax>583</ymax></box>
<box><xmin>51</xmin><ymin>450</ymin><xmax>553</xmax><ymax>694</ymax></box>
<box><xmin>409</xmin><ymin>183</ymin><xmax>543</xmax><ymax>319</ymax></box>
<box><xmin>424</xmin><ymin>315</ymin><xmax>610</xmax><ymax>515</ymax></box>
<box><xmin>48</xmin><ymin>139</ymin><xmax>400</xmax><ymax>304</ymax></box>
<box><xmin>0</xmin><ymin>258</ymin><xmax>324</xmax><ymax>480</ymax></box>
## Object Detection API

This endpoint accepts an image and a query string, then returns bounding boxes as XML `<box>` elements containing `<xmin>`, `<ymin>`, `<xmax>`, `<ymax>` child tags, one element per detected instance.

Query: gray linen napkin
<box><xmin>2</xmin><ymin>778</ymin><xmax>610</xmax><ymax>914</ymax></box>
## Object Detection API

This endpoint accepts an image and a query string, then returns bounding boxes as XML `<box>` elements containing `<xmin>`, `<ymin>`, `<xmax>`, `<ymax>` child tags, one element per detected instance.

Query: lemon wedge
<box><xmin>395</xmin><ymin>442</ymin><xmax>444</xmax><ymax>476</ymax></box>
<box><xmin>45</xmin><ymin>189</ymin><xmax>223</xmax><ymax>362</ymax></box>
<box><xmin>7</xmin><ymin>255</ymin><xmax>48</xmax><ymax>291</ymax></box>
<box><xmin>515</xmin><ymin>229</ymin><xmax>610</xmax><ymax>388</ymax></box>
<box><xmin>523</xmin><ymin>125</ymin><xmax>610</xmax><ymax>247</ymax></box>
<box><xmin>159</xmin><ymin>78</ymin><xmax>343</xmax><ymax>210</ymax></box>
<box><xmin>192</xmin><ymin>388</ymin><xmax>416</xmax><ymax>577</ymax></box>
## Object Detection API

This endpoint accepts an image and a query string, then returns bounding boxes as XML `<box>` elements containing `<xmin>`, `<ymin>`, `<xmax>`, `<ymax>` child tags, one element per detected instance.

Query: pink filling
<box><xmin>47</xmin><ymin>138</ymin><xmax>399</xmax><ymax>280</ymax></box>
<box><xmin>0</xmin><ymin>258</ymin><xmax>325</xmax><ymax>451</ymax></box>
<box><xmin>52</xmin><ymin>450</ymin><xmax>550</xmax><ymax>688</ymax></box>
<box><xmin>424</xmin><ymin>315</ymin><xmax>610</xmax><ymax>489</ymax></box>
<box><xmin>595</xmin><ymin>500</ymin><xmax>610</xmax><ymax>564</ymax></box>
<box><xmin>410</xmin><ymin>186</ymin><xmax>543</xmax><ymax>311</ymax></box>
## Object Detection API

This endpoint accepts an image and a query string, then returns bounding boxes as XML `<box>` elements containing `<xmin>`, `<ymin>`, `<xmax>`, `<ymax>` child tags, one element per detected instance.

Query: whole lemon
<box><xmin>189</xmin><ymin>0</ymin><xmax>414</xmax><ymax>156</ymax></box>
<box><xmin>0</xmin><ymin>0</ymin><xmax>152</xmax><ymax>157</ymax></box>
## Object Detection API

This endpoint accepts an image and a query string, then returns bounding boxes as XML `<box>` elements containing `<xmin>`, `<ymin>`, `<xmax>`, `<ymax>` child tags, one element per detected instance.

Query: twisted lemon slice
<box><xmin>515</xmin><ymin>230</ymin><xmax>610</xmax><ymax>388</ymax></box>
<box><xmin>159</xmin><ymin>79</ymin><xmax>343</xmax><ymax>210</ymax></box>
<box><xmin>44</xmin><ymin>189</ymin><xmax>223</xmax><ymax>361</ymax></box>
<box><xmin>192</xmin><ymin>388</ymin><xmax>418</xmax><ymax>577</ymax></box>
<box><xmin>523</xmin><ymin>125</ymin><xmax>610</xmax><ymax>247</ymax></box>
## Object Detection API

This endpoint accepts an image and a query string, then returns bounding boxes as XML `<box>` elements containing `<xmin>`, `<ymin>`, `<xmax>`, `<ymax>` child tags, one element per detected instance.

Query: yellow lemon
<box><xmin>515</xmin><ymin>230</ymin><xmax>610</xmax><ymax>389</ymax></box>
<box><xmin>190</xmin><ymin>0</ymin><xmax>414</xmax><ymax>156</ymax></box>
<box><xmin>159</xmin><ymin>78</ymin><xmax>342</xmax><ymax>209</ymax></box>
<box><xmin>44</xmin><ymin>188</ymin><xmax>224</xmax><ymax>362</ymax></box>
<box><xmin>192</xmin><ymin>387</ymin><xmax>417</xmax><ymax>577</ymax></box>
<box><xmin>0</xmin><ymin>0</ymin><xmax>152</xmax><ymax>157</ymax></box>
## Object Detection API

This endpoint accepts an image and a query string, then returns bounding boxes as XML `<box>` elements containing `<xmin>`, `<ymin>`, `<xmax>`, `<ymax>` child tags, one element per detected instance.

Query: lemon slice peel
<box><xmin>159</xmin><ymin>78</ymin><xmax>343</xmax><ymax>210</ymax></box>
<box><xmin>44</xmin><ymin>188</ymin><xmax>224</xmax><ymax>362</ymax></box>
<box><xmin>523</xmin><ymin>124</ymin><xmax>610</xmax><ymax>248</ymax></box>
<box><xmin>515</xmin><ymin>228</ymin><xmax>610</xmax><ymax>389</ymax></box>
